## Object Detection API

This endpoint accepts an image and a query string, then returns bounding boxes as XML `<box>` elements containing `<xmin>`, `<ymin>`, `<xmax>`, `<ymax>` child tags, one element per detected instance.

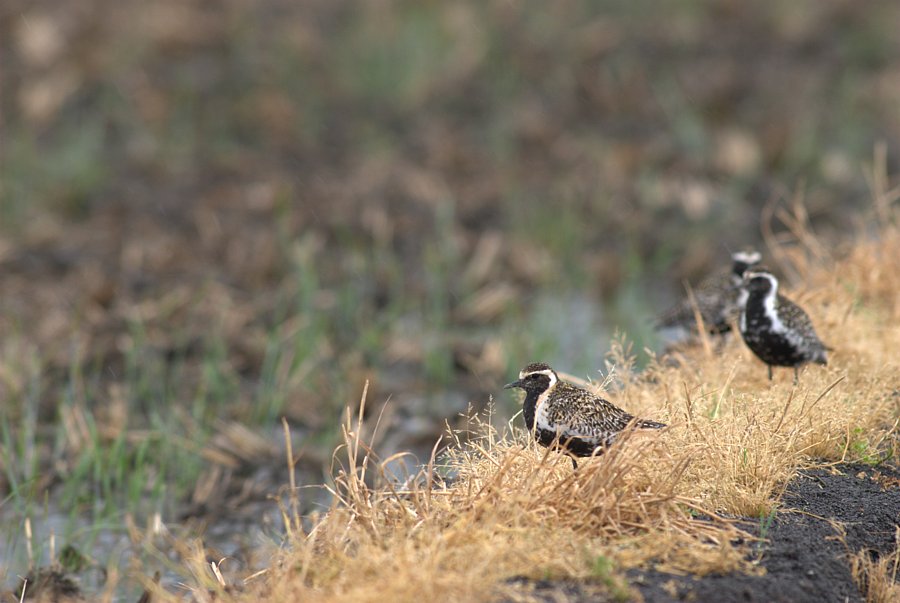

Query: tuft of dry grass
<box><xmin>246</xmin><ymin>403</ymin><xmax>751</xmax><ymax>603</ymax></box>
<box><xmin>850</xmin><ymin>529</ymin><xmax>900</xmax><ymax>603</ymax></box>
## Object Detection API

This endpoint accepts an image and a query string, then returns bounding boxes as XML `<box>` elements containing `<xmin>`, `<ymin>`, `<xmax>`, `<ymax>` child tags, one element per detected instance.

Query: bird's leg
<box><xmin>571</xmin><ymin>457</ymin><xmax>578</xmax><ymax>470</ymax></box>
<box><xmin>768</xmin><ymin>365</ymin><xmax>773</xmax><ymax>381</ymax></box>
<box><xmin>713</xmin><ymin>333</ymin><xmax>727</xmax><ymax>354</ymax></box>
<box><xmin>793</xmin><ymin>367</ymin><xmax>799</xmax><ymax>385</ymax></box>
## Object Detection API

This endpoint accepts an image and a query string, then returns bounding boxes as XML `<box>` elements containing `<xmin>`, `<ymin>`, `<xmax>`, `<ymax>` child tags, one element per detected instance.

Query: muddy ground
<box><xmin>512</xmin><ymin>462</ymin><xmax>900</xmax><ymax>603</ymax></box>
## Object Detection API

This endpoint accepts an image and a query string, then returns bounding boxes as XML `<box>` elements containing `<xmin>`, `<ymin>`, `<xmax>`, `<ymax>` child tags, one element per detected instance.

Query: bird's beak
<box><xmin>504</xmin><ymin>379</ymin><xmax>524</xmax><ymax>390</ymax></box>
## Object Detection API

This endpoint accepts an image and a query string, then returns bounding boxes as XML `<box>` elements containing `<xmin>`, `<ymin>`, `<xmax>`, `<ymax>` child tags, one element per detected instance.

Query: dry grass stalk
<box><xmin>850</xmin><ymin>528</ymin><xmax>900</xmax><ymax>603</ymax></box>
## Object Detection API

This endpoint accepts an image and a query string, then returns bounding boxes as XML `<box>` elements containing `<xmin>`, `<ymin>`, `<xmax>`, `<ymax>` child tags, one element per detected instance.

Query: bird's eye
<box><xmin>526</xmin><ymin>374</ymin><xmax>536</xmax><ymax>379</ymax></box>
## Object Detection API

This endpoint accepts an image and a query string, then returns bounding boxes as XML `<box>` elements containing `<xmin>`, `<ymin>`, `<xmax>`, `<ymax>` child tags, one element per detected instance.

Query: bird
<box><xmin>504</xmin><ymin>362</ymin><xmax>666</xmax><ymax>468</ymax></box>
<box><xmin>737</xmin><ymin>267</ymin><xmax>828</xmax><ymax>382</ymax></box>
<box><xmin>656</xmin><ymin>249</ymin><xmax>763</xmax><ymax>338</ymax></box>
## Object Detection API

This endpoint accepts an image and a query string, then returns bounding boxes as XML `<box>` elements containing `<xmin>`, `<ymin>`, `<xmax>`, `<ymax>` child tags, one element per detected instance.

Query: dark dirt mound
<box><xmin>504</xmin><ymin>463</ymin><xmax>900</xmax><ymax>603</ymax></box>
<box><xmin>630</xmin><ymin>462</ymin><xmax>900</xmax><ymax>603</ymax></box>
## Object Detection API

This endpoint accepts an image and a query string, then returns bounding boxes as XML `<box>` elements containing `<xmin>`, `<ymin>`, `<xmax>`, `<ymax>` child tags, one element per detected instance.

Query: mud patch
<box><xmin>502</xmin><ymin>463</ymin><xmax>900</xmax><ymax>603</ymax></box>
<box><xmin>630</xmin><ymin>462</ymin><xmax>900</xmax><ymax>603</ymax></box>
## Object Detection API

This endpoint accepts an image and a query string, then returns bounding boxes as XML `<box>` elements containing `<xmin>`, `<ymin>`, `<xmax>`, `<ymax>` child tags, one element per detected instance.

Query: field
<box><xmin>219</xmin><ymin>226</ymin><xmax>900</xmax><ymax>603</ymax></box>
<box><xmin>2</xmin><ymin>1</ymin><xmax>900</xmax><ymax>601</ymax></box>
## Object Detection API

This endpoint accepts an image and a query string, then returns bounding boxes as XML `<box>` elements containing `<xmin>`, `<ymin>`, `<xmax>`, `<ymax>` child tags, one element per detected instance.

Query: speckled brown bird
<box><xmin>504</xmin><ymin>362</ymin><xmax>666</xmax><ymax>467</ymax></box>
<box><xmin>738</xmin><ymin>268</ymin><xmax>828</xmax><ymax>382</ymax></box>
<box><xmin>657</xmin><ymin>249</ymin><xmax>762</xmax><ymax>336</ymax></box>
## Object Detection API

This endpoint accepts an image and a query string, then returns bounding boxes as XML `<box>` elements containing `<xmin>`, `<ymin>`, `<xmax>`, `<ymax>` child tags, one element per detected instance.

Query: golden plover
<box><xmin>738</xmin><ymin>268</ymin><xmax>828</xmax><ymax>381</ymax></box>
<box><xmin>504</xmin><ymin>362</ymin><xmax>666</xmax><ymax>467</ymax></box>
<box><xmin>657</xmin><ymin>249</ymin><xmax>762</xmax><ymax>337</ymax></box>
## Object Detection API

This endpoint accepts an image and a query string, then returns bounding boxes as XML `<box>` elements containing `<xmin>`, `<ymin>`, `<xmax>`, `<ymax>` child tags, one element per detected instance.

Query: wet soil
<box><xmin>630</xmin><ymin>464</ymin><xmax>900</xmax><ymax>603</ymax></box>
<box><xmin>630</xmin><ymin>462</ymin><xmax>900</xmax><ymax>603</ymax></box>
<box><xmin>508</xmin><ymin>462</ymin><xmax>900</xmax><ymax>603</ymax></box>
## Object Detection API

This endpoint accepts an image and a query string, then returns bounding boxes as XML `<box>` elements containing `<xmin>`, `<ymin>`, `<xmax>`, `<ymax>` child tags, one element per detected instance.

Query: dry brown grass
<box><xmin>245</xmin><ymin>402</ymin><xmax>751</xmax><ymax>603</ymax></box>
<box><xmin>851</xmin><ymin>528</ymin><xmax>900</xmax><ymax>603</ymax></box>
<box><xmin>152</xmin><ymin>219</ymin><xmax>900</xmax><ymax>603</ymax></box>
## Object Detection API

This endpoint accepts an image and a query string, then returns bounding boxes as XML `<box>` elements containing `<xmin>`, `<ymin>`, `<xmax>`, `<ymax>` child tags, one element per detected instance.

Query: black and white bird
<box><xmin>657</xmin><ymin>249</ymin><xmax>762</xmax><ymax>338</ymax></box>
<box><xmin>738</xmin><ymin>268</ymin><xmax>828</xmax><ymax>381</ymax></box>
<box><xmin>504</xmin><ymin>362</ymin><xmax>666</xmax><ymax>468</ymax></box>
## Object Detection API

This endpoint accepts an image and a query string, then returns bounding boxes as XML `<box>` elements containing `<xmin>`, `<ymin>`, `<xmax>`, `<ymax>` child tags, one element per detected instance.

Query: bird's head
<box><xmin>742</xmin><ymin>268</ymin><xmax>778</xmax><ymax>296</ymax></box>
<box><xmin>504</xmin><ymin>362</ymin><xmax>559</xmax><ymax>396</ymax></box>
<box><xmin>731</xmin><ymin>249</ymin><xmax>762</xmax><ymax>278</ymax></box>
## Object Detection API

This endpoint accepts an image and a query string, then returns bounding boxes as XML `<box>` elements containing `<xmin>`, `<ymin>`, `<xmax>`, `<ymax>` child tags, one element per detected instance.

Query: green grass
<box><xmin>844</xmin><ymin>426</ymin><xmax>890</xmax><ymax>466</ymax></box>
<box><xmin>0</xmin><ymin>117</ymin><xmax>110</xmax><ymax>226</ymax></box>
<box><xmin>590</xmin><ymin>555</ymin><xmax>632</xmax><ymax>603</ymax></box>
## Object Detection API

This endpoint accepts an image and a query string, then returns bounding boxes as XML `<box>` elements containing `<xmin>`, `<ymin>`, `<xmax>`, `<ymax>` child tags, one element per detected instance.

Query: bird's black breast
<box><xmin>744</xmin><ymin>330</ymin><xmax>806</xmax><ymax>366</ymax></box>
<box><xmin>522</xmin><ymin>390</ymin><xmax>539</xmax><ymax>432</ymax></box>
<box><xmin>742</xmin><ymin>297</ymin><xmax>805</xmax><ymax>366</ymax></box>
<box><xmin>742</xmin><ymin>294</ymin><xmax>771</xmax><ymax>332</ymax></box>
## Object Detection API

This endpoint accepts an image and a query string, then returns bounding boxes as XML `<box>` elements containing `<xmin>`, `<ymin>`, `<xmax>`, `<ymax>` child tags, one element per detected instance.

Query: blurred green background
<box><xmin>1</xmin><ymin>0</ymin><xmax>899</xmax><ymax>589</ymax></box>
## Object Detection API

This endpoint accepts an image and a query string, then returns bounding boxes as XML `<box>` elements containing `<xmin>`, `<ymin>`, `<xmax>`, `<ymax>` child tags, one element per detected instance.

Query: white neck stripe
<box><xmin>755</xmin><ymin>274</ymin><xmax>790</xmax><ymax>334</ymax></box>
<box><xmin>531</xmin><ymin>370</ymin><xmax>558</xmax><ymax>433</ymax></box>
